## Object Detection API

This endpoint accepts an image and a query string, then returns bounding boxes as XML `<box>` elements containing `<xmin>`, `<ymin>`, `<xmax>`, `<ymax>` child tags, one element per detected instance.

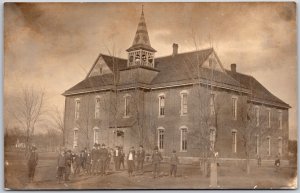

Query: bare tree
<box><xmin>50</xmin><ymin>106</ymin><xmax>65</xmax><ymax>146</ymax></box>
<box><xmin>12</xmin><ymin>86</ymin><xmax>46</xmax><ymax>153</ymax></box>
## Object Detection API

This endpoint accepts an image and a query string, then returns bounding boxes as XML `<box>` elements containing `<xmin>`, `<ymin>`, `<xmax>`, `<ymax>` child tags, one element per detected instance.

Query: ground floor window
<box><xmin>232</xmin><ymin>130</ymin><xmax>237</xmax><ymax>153</ymax></box>
<box><xmin>180</xmin><ymin>128</ymin><xmax>188</xmax><ymax>152</ymax></box>
<box><xmin>210</xmin><ymin>128</ymin><xmax>216</xmax><ymax>151</ymax></box>
<box><xmin>73</xmin><ymin>128</ymin><xmax>79</xmax><ymax>148</ymax></box>
<box><xmin>278</xmin><ymin>137</ymin><xmax>282</xmax><ymax>156</ymax></box>
<box><xmin>158</xmin><ymin>128</ymin><xmax>164</xmax><ymax>150</ymax></box>
<box><xmin>255</xmin><ymin>135</ymin><xmax>260</xmax><ymax>155</ymax></box>
<box><xmin>267</xmin><ymin>136</ymin><xmax>271</xmax><ymax>156</ymax></box>
<box><xmin>93</xmin><ymin>127</ymin><xmax>100</xmax><ymax>144</ymax></box>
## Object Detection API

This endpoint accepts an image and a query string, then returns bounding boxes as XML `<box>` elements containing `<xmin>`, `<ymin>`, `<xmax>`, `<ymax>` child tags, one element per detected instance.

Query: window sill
<box><xmin>123</xmin><ymin>116</ymin><xmax>130</xmax><ymax>119</ymax></box>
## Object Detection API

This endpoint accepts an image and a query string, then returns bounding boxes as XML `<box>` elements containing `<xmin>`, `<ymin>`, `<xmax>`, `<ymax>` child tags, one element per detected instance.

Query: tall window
<box><xmin>232</xmin><ymin>130</ymin><xmax>237</xmax><ymax>153</ymax></box>
<box><xmin>158</xmin><ymin>128</ymin><xmax>164</xmax><ymax>150</ymax></box>
<box><xmin>255</xmin><ymin>106</ymin><xmax>260</xmax><ymax>126</ymax></box>
<box><xmin>180</xmin><ymin>92</ymin><xmax>188</xmax><ymax>115</ymax></box>
<box><xmin>95</xmin><ymin>97</ymin><xmax>100</xmax><ymax>119</ymax></box>
<box><xmin>94</xmin><ymin>127</ymin><xmax>100</xmax><ymax>144</ymax></box>
<box><xmin>232</xmin><ymin>97</ymin><xmax>237</xmax><ymax>120</ymax></box>
<box><xmin>255</xmin><ymin>135</ymin><xmax>260</xmax><ymax>155</ymax></box>
<box><xmin>75</xmin><ymin>99</ymin><xmax>80</xmax><ymax>120</ymax></box>
<box><xmin>267</xmin><ymin>136</ymin><xmax>271</xmax><ymax>156</ymax></box>
<box><xmin>124</xmin><ymin>95</ymin><xmax>131</xmax><ymax>117</ymax></box>
<box><xmin>278</xmin><ymin>111</ymin><xmax>282</xmax><ymax>130</ymax></box>
<box><xmin>267</xmin><ymin>109</ymin><xmax>271</xmax><ymax>128</ymax></box>
<box><xmin>210</xmin><ymin>128</ymin><xmax>216</xmax><ymax>151</ymax></box>
<box><xmin>278</xmin><ymin>137</ymin><xmax>283</xmax><ymax>156</ymax></box>
<box><xmin>158</xmin><ymin>95</ymin><xmax>165</xmax><ymax>117</ymax></box>
<box><xmin>73</xmin><ymin>128</ymin><xmax>79</xmax><ymax>148</ymax></box>
<box><xmin>210</xmin><ymin>94</ymin><xmax>215</xmax><ymax>116</ymax></box>
<box><xmin>181</xmin><ymin>128</ymin><xmax>188</xmax><ymax>151</ymax></box>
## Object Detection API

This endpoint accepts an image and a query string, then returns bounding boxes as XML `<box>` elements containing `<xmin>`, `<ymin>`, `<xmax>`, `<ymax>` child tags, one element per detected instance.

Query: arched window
<box><xmin>73</xmin><ymin>128</ymin><xmax>79</xmax><ymax>148</ymax></box>
<box><xmin>157</xmin><ymin>127</ymin><xmax>165</xmax><ymax>150</ymax></box>
<box><xmin>180</xmin><ymin>91</ymin><xmax>188</xmax><ymax>115</ymax></box>
<box><xmin>124</xmin><ymin>94</ymin><xmax>131</xmax><ymax>118</ymax></box>
<box><xmin>95</xmin><ymin>96</ymin><xmax>101</xmax><ymax>119</ymax></box>
<box><xmin>75</xmin><ymin>98</ymin><xmax>80</xmax><ymax>120</ymax></box>
<box><xmin>158</xmin><ymin>93</ymin><xmax>165</xmax><ymax>117</ymax></box>
<box><xmin>232</xmin><ymin>130</ymin><xmax>237</xmax><ymax>153</ymax></box>
<box><xmin>180</xmin><ymin>126</ymin><xmax>188</xmax><ymax>152</ymax></box>
<box><xmin>93</xmin><ymin>127</ymin><xmax>100</xmax><ymax>144</ymax></box>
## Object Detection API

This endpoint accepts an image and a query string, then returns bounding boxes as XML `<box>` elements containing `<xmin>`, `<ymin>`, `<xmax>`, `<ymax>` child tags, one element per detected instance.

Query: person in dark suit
<box><xmin>169</xmin><ymin>150</ymin><xmax>179</xmax><ymax>177</ymax></box>
<box><xmin>137</xmin><ymin>145</ymin><xmax>146</xmax><ymax>173</ymax></box>
<box><xmin>152</xmin><ymin>146</ymin><xmax>163</xmax><ymax>178</ymax></box>
<box><xmin>99</xmin><ymin>144</ymin><xmax>108</xmax><ymax>176</ymax></box>
<box><xmin>91</xmin><ymin>144</ymin><xmax>98</xmax><ymax>175</ymax></box>
<box><xmin>64</xmin><ymin>150</ymin><xmax>72</xmax><ymax>181</ymax></box>
<box><xmin>119</xmin><ymin>147</ymin><xmax>125</xmax><ymax>170</ymax></box>
<box><xmin>27</xmin><ymin>146</ymin><xmax>39</xmax><ymax>182</ymax></box>
<box><xmin>57</xmin><ymin>150</ymin><xmax>65</xmax><ymax>183</ymax></box>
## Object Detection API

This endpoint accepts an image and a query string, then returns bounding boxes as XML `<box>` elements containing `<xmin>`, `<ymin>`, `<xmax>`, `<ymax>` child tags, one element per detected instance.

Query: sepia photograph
<box><xmin>4</xmin><ymin>2</ymin><xmax>297</xmax><ymax>189</ymax></box>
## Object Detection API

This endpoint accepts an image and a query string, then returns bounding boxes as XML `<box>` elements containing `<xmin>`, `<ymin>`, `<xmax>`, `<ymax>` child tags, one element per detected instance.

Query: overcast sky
<box><xmin>4</xmin><ymin>2</ymin><xmax>297</xmax><ymax>139</ymax></box>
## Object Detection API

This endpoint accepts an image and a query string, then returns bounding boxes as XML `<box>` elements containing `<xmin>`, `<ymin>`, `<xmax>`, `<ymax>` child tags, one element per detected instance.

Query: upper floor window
<box><xmin>158</xmin><ymin>94</ymin><xmax>165</xmax><ymax>117</ymax></box>
<box><xmin>95</xmin><ymin>97</ymin><xmax>101</xmax><ymax>119</ymax></box>
<box><xmin>232</xmin><ymin>97</ymin><xmax>238</xmax><ymax>120</ymax></box>
<box><xmin>158</xmin><ymin>127</ymin><xmax>165</xmax><ymax>150</ymax></box>
<box><xmin>124</xmin><ymin>95</ymin><xmax>131</xmax><ymax>118</ymax></box>
<box><xmin>267</xmin><ymin>109</ymin><xmax>271</xmax><ymax>128</ymax></box>
<box><xmin>75</xmin><ymin>98</ymin><xmax>80</xmax><ymax>120</ymax></box>
<box><xmin>278</xmin><ymin>110</ymin><xmax>282</xmax><ymax>130</ymax></box>
<box><xmin>180</xmin><ymin>91</ymin><xmax>188</xmax><ymax>115</ymax></box>
<box><xmin>210</xmin><ymin>93</ymin><xmax>215</xmax><ymax>116</ymax></box>
<box><xmin>232</xmin><ymin>130</ymin><xmax>237</xmax><ymax>153</ymax></box>
<box><xmin>255</xmin><ymin>106</ymin><xmax>260</xmax><ymax>127</ymax></box>
<box><xmin>180</xmin><ymin>127</ymin><xmax>188</xmax><ymax>152</ymax></box>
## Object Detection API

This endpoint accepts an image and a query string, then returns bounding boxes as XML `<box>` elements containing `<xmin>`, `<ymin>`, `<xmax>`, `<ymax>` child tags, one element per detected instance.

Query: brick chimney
<box><xmin>231</xmin><ymin>63</ymin><xmax>237</xmax><ymax>73</ymax></box>
<box><xmin>172</xmin><ymin>43</ymin><xmax>178</xmax><ymax>56</ymax></box>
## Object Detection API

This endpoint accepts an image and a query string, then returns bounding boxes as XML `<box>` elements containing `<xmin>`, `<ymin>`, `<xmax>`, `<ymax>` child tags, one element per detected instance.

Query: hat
<box><xmin>102</xmin><ymin>143</ymin><xmax>106</xmax><ymax>147</ymax></box>
<box><xmin>154</xmin><ymin>146</ymin><xmax>158</xmax><ymax>150</ymax></box>
<box><xmin>139</xmin><ymin>145</ymin><xmax>143</xmax><ymax>148</ymax></box>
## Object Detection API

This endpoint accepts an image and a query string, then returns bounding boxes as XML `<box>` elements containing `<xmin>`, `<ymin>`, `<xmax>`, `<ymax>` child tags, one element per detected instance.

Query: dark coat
<box><xmin>152</xmin><ymin>151</ymin><xmax>163</xmax><ymax>164</ymax></box>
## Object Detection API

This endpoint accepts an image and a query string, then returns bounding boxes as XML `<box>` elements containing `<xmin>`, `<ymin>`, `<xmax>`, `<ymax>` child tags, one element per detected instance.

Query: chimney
<box><xmin>231</xmin><ymin>63</ymin><xmax>237</xmax><ymax>73</ymax></box>
<box><xmin>172</xmin><ymin>43</ymin><xmax>178</xmax><ymax>56</ymax></box>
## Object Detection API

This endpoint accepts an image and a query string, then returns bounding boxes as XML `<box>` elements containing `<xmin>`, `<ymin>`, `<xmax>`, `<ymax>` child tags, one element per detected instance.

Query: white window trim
<box><xmin>73</xmin><ymin>128</ymin><xmax>79</xmax><ymax>148</ymax></box>
<box><xmin>158</xmin><ymin>93</ymin><xmax>166</xmax><ymax>118</ymax></box>
<box><xmin>179</xmin><ymin>126</ymin><xmax>188</xmax><ymax>152</ymax></box>
<box><xmin>232</xmin><ymin>96</ymin><xmax>238</xmax><ymax>120</ymax></box>
<box><xmin>210</xmin><ymin>93</ymin><xmax>217</xmax><ymax>116</ymax></box>
<box><xmin>93</xmin><ymin>127</ymin><xmax>100</xmax><ymax>144</ymax></box>
<box><xmin>157</xmin><ymin>127</ymin><xmax>165</xmax><ymax>151</ymax></box>
<box><xmin>75</xmin><ymin>98</ymin><xmax>80</xmax><ymax>120</ymax></box>
<box><xmin>278</xmin><ymin>110</ymin><xmax>283</xmax><ymax>130</ymax></box>
<box><xmin>255</xmin><ymin>106</ymin><xmax>260</xmax><ymax>127</ymax></box>
<box><xmin>95</xmin><ymin>96</ymin><xmax>101</xmax><ymax>119</ymax></box>
<box><xmin>267</xmin><ymin>108</ymin><xmax>271</xmax><ymax>128</ymax></box>
<box><xmin>180</xmin><ymin>90</ymin><xmax>188</xmax><ymax>116</ymax></box>
<box><xmin>123</xmin><ymin>94</ymin><xmax>131</xmax><ymax>118</ymax></box>
<box><xmin>232</xmin><ymin>129</ymin><xmax>237</xmax><ymax>153</ymax></box>
<box><xmin>267</xmin><ymin>136</ymin><xmax>271</xmax><ymax>156</ymax></box>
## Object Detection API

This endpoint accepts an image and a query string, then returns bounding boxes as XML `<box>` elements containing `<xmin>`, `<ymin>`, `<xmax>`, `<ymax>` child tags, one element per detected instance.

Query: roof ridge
<box><xmin>100</xmin><ymin>53</ymin><xmax>127</xmax><ymax>61</ymax></box>
<box><xmin>156</xmin><ymin>48</ymin><xmax>213</xmax><ymax>59</ymax></box>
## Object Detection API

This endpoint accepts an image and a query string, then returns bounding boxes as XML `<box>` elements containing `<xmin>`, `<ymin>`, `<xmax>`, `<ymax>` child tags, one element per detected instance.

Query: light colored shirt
<box><xmin>116</xmin><ymin>150</ymin><xmax>119</xmax><ymax>156</ymax></box>
<box><xmin>128</xmin><ymin>152</ymin><xmax>133</xmax><ymax>160</ymax></box>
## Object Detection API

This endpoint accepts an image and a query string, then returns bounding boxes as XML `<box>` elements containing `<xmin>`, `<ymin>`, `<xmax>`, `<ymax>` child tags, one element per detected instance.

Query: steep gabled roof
<box><xmin>226</xmin><ymin>70</ymin><xmax>290</xmax><ymax>109</ymax></box>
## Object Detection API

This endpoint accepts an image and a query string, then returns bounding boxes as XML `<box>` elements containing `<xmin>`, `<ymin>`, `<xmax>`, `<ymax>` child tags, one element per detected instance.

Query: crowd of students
<box><xmin>55</xmin><ymin>144</ymin><xmax>180</xmax><ymax>183</ymax></box>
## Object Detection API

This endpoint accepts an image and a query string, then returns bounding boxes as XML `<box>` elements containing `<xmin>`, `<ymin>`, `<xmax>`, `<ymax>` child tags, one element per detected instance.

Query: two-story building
<box><xmin>63</xmin><ymin>9</ymin><xmax>290</xmax><ymax>161</ymax></box>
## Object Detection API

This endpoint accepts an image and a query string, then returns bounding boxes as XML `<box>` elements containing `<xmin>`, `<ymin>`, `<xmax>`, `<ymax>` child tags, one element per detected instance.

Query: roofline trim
<box><xmin>249</xmin><ymin>99</ymin><xmax>290</xmax><ymax>109</ymax></box>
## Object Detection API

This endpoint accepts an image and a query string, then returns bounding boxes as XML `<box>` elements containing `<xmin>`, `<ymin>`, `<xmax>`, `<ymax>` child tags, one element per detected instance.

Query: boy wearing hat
<box><xmin>170</xmin><ymin>150</ymin><xmax>179</xmax><ymax>177</ymax></box>
<box><xmin>27</xmin><ymin>146</ymin><xmax>39</xmax><ymax>182</ymax></box>
<box><xmin>137</xmin><ymin>145</ymin><xmax>145</xmax><ymax>173</ymax></box>
<box><xmin>127</xmin><ymin>146</ymin><xmax>136</xmax><ymax>177</ymax></box>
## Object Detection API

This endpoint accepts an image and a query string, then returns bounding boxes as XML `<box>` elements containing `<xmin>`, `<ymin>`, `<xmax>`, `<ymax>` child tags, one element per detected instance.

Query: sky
<box><xmin>4</xmin><ymin>2</ymin><xmax>297</xmax><ymax>139</ymax></box>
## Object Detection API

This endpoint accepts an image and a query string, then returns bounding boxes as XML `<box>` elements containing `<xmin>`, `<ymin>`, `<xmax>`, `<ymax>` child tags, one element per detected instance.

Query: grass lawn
<box><xmin>4</xmin><ymin>151</ymin><xmax>297</xmax><ymax>189</ymax></box>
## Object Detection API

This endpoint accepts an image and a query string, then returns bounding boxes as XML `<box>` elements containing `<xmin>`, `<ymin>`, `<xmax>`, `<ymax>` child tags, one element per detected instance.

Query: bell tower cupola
<box><xmin>126</xmin><ymin>6</ymin><xmax>156</xmax><ymax>67</ymax></box>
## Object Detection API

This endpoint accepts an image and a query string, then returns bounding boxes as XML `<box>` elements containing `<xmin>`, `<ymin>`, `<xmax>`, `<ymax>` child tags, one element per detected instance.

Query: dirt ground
<box><xmin>4</xmin><ymin>151</ymin><xmax>297</xmax><ymax>190</ymax></box>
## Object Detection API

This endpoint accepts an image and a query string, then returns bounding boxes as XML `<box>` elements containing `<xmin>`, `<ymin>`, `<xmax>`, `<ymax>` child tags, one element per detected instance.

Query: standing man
<box><xmin>27</xmin><ymin>146</ymin><xmax>39</xmax><ymax>183</ymax></box>
<box><xmin>64</xmin><ymin>150</ymin><xmax>72</xmax><ymax>181</ymax></box>
<box><xmin>120</xmin><ymin>147</ymin><xmax>125</xmax><ymax>170</ymax></box>
<box><xmin>113</xmin><ymin>146</ymin><xmax>120</xmax><ymax>171</ymax></box>
<box><xmin>86</xmin><ymin>151</ymin><xmax>92</xmax><ymax>175</ymax></box>
<box><xmin>99</xmin><ymin>144</ymin><xmax>108</xmax><ymax>176</ymax></box>
<box><xmin>152</xmin><ymin>146</ymin><xmax>163</xmax><ymax>179</ymax></box>
<box><xmin>127</xmin><ymin>146</ymin><xmax>136</xmax><ymax>177</ymax></box>
<box><xmin>91</xmin><ymin>144</ymin><xmax>98</xmax><ymax>175</ymax></box>
<box><xmin>57</xmin><ymin>150</ymin><xmax>66</xmax><ymax>183</ymax></box>
<box><xmin>169</xmin><ymin>150</ymin><xmax>179</xmax><ymax>177</ymax></box>
<box><xmin>137</xmin><ymin>145</ymin><xmax>145</xmax><ymax>174</ymax></box>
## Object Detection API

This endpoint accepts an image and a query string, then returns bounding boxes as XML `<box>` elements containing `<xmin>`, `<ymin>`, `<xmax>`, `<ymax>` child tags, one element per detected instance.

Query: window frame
<box><xmin>123</xmin><ymin>94</ymin><xmax>131</xmax><ymax>118</ymax></box>
<box><xmin>180</xmin><ymin>90</ymin><xmax>188</xmax><ymax>116</ymax></box>
<box><xmin>73</xmin><ymin>128</ymin><xmax>79</xmax><ymax>148</ymax></box>
<box><xmin>95</xmin><ymin>96</ymin><xmax>101</xmax><ymax>119</ymax></box>
<box><xmin>267</xmin><ymin>108</ymin><xmax>271</xmax><ymax>128</ymax></box>
<box><xmin>74</xmin><ymin>98</ymin><xmax>80</xmax><ymax>120</ymax></box>
<box><xmin>278</xmin><ymin>110</ymin><xmax>283</xmax><ymax>130</ymax></box>
<box><xmin>267</xmin><ymin>136</ymin><xmax>271</xmax><ymax>156</ymax></box>
<box><xmin>157</xmin><ymin>127</ymin><xmax>165</xmax><ymax>151</ymax></box>
<box><xmin>93</xmin><ymin>127</ymin><xmax>100</xmax><ymax>144</ymax></box>
<box><xmin>255</xmin><ymin>106</ymin><xmax>260</xmax><ymax>127</ymax></box>
<box><xmin>180</xmin><ymin>126</ymin><xmax>188</xmax><ymax>152</ymax></box>
<box><xmin>231</xmin><ymin>96</ymin><xmax>238</xmax><ymax>120</ymax></box>
<box><xmin>158</xmin><ymin>93</ymin><xmax>166</xmax><ymax>117</ymax></box>
<box><xmin>232</xmin><ymin>130</ymin><xmax>237</xmax><ymax>153</ymax></box>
